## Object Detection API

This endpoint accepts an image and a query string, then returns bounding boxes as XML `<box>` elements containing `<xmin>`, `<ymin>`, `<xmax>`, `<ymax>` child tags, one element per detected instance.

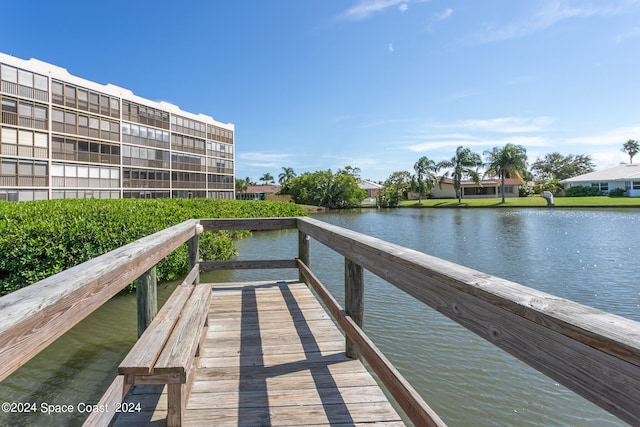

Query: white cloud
<box><xmin>427</xmin><ymin>7</ymin><xmax>454</xmax><ymax>32</ymax></box>
<box><xmin>565</xmin><ymin>126</ymin><xmax>640</xmax><ymax>146</ymax></box>
<box><xmin>388</xmin><ymin>42</ymin><xmax>394</xmax><ymax>52</ymax></box>
<box><xmin>434</xmin><ymin>8</ymin><xmax>453</xmax><ymax>21</ymax></box>
<box><xmin>616</xmin><ymin>26</ymin><xmax>640</xmax><ymax>42</ymax></box>
<box><xmin>337</xmin><ymin>0</ymin><xmax>422</xmax><ymax>21</ymax></box>
<box><xmin>477</xmin><ymin>1</ymin><xmax>611</xmax><ymax>43</ymax></box>
<box><xmin>406</xmin><ymin>136</ymin><xmax>548</xmax><ymax>153</ymax></box>
<box><xmin>454</xmin><ymin>116</ymin><xmax>555</xmax><ymax>133</ymax></box>
<box><xmin>238</xmin><ymin>152</ymin><xmax>291</xmax><ymax>168</ymax></box>
<box><xmin>592</xmin><ymin>151</ymin><xmax>629</xmax><ymax>168</ymax></box>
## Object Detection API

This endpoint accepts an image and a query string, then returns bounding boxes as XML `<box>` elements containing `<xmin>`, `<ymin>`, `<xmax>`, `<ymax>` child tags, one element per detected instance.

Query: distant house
<box><xmin>560</xmin><ymin>164</ymin><xmax>640</xmax><ymax>196</ymax></box>
<box><xmin>430</xmin><ymin>177</ymin><xmax>523</xmax><ymax>199</ymax></box>
<box><xmin>358</xmin><ymin>180</ymin><xmax>383</xmax><ymax>207</ymax></box>
<box><xmin>358</xmin><ymin>180</ymin><xmax>383</xmax><ymax>199</ymax></box>
<box><xmin>237</xmin><ymin>185</ymin><xmax>280</xmax><ymax>201</ymax></box>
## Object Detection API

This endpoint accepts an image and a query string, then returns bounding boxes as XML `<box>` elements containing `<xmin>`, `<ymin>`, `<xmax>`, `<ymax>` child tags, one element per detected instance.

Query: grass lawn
<box><xmin>398</xmin><ymin>196</ymin><xmax>640</xmax><ymax>208</ymax></box>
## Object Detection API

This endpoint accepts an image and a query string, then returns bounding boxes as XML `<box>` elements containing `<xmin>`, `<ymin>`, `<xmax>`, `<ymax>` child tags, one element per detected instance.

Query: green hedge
<box><xmin>0</xmin><ymin>198</ymin><xmax>307</xmax><ymax>295</ymax></box>
<box><xmin>564</xmin><ymin>186</ymin><xmax>603</xmax><ymax>197</ymax></box>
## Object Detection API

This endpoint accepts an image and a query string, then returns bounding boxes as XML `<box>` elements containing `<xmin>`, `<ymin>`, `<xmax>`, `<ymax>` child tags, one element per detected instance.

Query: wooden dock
<box><xmin>112</xmin><ymin>280</ymin><xmax>405</xmax><ymax>426</ymax></box>
<box><xmin>3</xmin><ymin>217</ymin><xmax>640</xmax><ymax>426</ymax></box>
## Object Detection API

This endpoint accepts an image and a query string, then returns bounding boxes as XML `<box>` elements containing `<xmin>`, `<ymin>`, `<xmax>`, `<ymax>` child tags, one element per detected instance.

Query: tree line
<box><xmin>236</xmin><ymin>140</ymin><xmax>639</xmax><ymax>209</ymax></box>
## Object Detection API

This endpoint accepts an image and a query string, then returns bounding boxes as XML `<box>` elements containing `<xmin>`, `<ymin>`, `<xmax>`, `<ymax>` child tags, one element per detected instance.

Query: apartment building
<box><xmin>0</xmin><ymin>53</ymin><xmax>234</xmax><ymax>201</ymax></box>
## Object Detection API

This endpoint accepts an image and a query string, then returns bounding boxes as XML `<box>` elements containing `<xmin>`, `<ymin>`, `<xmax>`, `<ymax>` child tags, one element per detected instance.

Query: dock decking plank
<box><xmin>113</xmin><ymin>280</ymin><xmax>404</xmax><ymax>426</ymax></box>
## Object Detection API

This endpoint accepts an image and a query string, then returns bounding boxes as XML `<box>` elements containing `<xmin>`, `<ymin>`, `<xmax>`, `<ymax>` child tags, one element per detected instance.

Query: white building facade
<box><xmin>0</xmin><ymin>53</ymin><xmax>235</xmax><ymax>201</ymax></box>
<box><xmin>560</xmin><ymin>164</ymin><xmax>640</xmax><ymax>197</ymax></box>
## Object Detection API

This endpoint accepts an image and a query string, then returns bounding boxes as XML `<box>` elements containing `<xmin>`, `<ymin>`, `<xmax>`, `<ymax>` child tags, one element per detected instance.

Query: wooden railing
<box><xmin>202</xmin><ymin>217</ymin><xmax>640</xmax><ymax>426</ymax></box>
<box><xmin>1</xmin><ymin>216</ymin><xmax>640</xmax><ymax>426</ymax></box>
<box><xmin>0</xmin><ymin>219</ymin><xmax>202</xmax><ymax>383</ymax></box>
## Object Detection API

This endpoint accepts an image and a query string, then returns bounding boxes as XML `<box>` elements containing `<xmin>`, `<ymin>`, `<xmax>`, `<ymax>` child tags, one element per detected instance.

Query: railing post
<box><xmin>298</xmin><ymin>230</ymin><xmax>310</xmax><ymax>284</ymax></box>
<box><xmin>136</xmin><ymin>266</ymin><xmax>157</xmax><ymax>338</ymax></box>
<box><xmin>188</xmin><ymin>226</ymin><xmax>200</xmax><ymax>285</ymax></box>
<box><xmin>345</xmin><ymin>258</ymin><xmax>364</xmax><ymax>359</ymax></box>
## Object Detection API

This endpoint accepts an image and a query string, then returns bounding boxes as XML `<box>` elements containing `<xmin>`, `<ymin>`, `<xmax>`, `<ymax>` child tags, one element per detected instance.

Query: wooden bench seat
<box><xmin>108</xmin><ymin>283</ymin><xmax>211</xmax><ymax>427</ymax></box>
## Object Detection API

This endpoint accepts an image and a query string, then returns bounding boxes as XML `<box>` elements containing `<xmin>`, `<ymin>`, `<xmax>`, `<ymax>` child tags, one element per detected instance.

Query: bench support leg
<box><xmin>167</xmin><ymin>383</ymin><xmax>184</xmax><ymax>427</ymax></box>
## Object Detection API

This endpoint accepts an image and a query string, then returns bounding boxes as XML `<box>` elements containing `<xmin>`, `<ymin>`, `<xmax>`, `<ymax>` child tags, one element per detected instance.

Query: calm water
<box><xmin>1</xmin><ymin>208</ymin><xmax>639</xmax><ymax>426</ymax></box>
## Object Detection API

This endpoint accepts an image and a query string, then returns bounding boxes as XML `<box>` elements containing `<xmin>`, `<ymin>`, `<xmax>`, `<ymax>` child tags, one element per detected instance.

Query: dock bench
<box><xmin>105</xmin><ymin>283</ymin><xmax>211</xmax><ymax>427</ymax></box>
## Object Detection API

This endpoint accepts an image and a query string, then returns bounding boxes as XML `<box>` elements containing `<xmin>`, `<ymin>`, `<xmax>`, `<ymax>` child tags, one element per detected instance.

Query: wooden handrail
<box><xmin>294</xmin><ymin>216</ymin><xmax>640</xmax><ymax>425</ymax></box>
<box><xmin>0</xmin><ymin>219</ymin><xmax>201</xmax><ymax>382</ymax></box>
<box><xmin>197</xmin><ymin>216</ymin><xmax>640</xmax><ymax>425</ymax></box>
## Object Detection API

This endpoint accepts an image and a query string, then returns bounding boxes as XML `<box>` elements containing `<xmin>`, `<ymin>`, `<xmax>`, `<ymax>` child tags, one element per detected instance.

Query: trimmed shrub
<box><xmin>564</xmin><ymin>186</ymin><xmax>603</xmax><ymax>197</ymax></box>
<box><xmin>0</xmin><ymin>199</ymin><xmax>307</xmax><ymax>295</ymax></box>
<box><xmin>608</xmin><ymin>188</ymin><xmax>626</xmax><ymax>197</ymax></box>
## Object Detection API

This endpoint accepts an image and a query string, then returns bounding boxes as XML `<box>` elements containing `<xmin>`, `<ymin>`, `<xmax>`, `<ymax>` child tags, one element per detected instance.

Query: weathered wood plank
<box><xmin>187</xmin><ymin>384</ymin><xmax>393</xmax><ymax>409</ymax></box>
<box><xmin>155</xmin><ymin>285</ymin><xmax>212</xmax><ymax>373</ymax></box>
<box><xmin>0</xmin><ymin>219</ymin><xmax>200</xmax><ymax>382</ymax></box>
<box><xmin>297</xmin><ymin>216</ymin><xmax>640</xmax><ymax>425</ymax></box>
<box><xmin>119</xmin><ymin>285</ymin><xmax>192</xmax><ymax>375</ymax></box>
<box><xmin>82</xmin><ymin>375</ymin><xmax>125</xmax><ymax>427</ymax></box>
<box><xmin>199</xmin><ymin>217</ymin><xmax>298</xmax><ymax>231</ymax></box>
<box><xmin>177</xmin><ymin>281</ymin><xmax>404</xmax><ymax>426</ymax></box>
<box><xmin>298</xmin><ymin>230</ymin><xmax>310</xmax><ymax>283</ymax></box>
<box><xmin>200</xmin><ymin>259</ymin><xmax>297</xmax><ymax>271</ymax></box>
<box><xmin>136</xmin><ymin>267</ymin><xmax>158</xmax><ymax>338</ymax></box>
<box><xmin>345</xmin><ymin>258</ymin><xmax>364</xmax><ymax>359</ymax></box>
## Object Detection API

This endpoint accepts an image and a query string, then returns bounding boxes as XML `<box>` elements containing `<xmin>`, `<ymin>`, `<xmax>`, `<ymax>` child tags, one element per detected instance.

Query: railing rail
<box><xmin>0</xmin><ymin>219</ymin><xmax>201</xmax><ymax>383</ymax></box>
<box><xmin>202</xmin><ymin>217</ymin><xmax>640</xmax><ymax>426</ymax></box>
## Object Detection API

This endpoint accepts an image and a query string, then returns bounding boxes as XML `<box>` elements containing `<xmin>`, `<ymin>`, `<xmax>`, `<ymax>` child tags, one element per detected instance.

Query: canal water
<box><xmin>1</xmin><ymin>208</ymin><xmax>638</xmax><ymax>426</ymax></box>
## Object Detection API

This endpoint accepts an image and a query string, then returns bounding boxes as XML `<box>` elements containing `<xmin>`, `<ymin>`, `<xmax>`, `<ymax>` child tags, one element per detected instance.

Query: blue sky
<box><xmin>2</xmin><ymin>0</ymin><xmax>640</xmax><ymax>182</ymax></box>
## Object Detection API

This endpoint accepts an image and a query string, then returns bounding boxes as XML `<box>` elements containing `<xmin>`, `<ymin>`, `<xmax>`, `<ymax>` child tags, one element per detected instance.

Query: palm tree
<box><xmin>413</xmin><ymin>156</ymin><xmax>437</xmax><ymax>203</ymax></box>
<box><xmin>234</xmin><ymin>177</ymin><xmax>249</xmax><ymax>198</ymax></box>
<box><xmin>278</xmin><ymin>167</ymin><xmax>296</xmax><ymax>185</ymax></box>
<box><xmin>622</xmin><ymin>139</ymin><xmax>639</xmax><ymax>164</ymax></box>
<box><xmin>483</xmin><ymin>143</ymin><xmax>528</xmax><ymax>203</ymax></box>
<box><xmin>259</xmin><ymin>172</ymin><xmax>274</xmax><ymax>185</ymax></box>
<box><xmin>437</xmin><ymin>146</ymin><xmax>482</xmax><ymax>203</ymax></box>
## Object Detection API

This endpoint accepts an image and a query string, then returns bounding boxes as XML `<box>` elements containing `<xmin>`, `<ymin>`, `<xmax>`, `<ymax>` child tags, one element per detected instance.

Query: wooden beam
<box><xmin>297</xmin><ymin>217</ymin><xmax>640</xmax><ymax>425</ymax></box>
<box><xmin>82</xmin><ymin>375</ymin><xmax>125</xmax><ymax>427</ymax></box>
<box><xmin>136</xmin><ymin>267</ymin><xmax>158</xmax><ymax>338</ymax></box>
<box><xmin>0</xmin><ymin>219</ymin><xmax>199</xmax><ymax>382</ymax></box>
<box><xmin>298</xmin><ymin>230</ymin><xmax>310</xmax><ymax>284</ymax></box>
<box><xmin>188</xmin><ymin>224</ymin><xmax>202</xmax><ymax>285</ymax></box>
<box><xmin>345</xmin><ymin>258</ymin><xmax>364</xmax><ymax>359</ymax></box>
<box><xmin>199</xmin><ymin>217</ymin><xmax>298</xmax><ymax>231</ymax></box>
<box><xmin>199</xmin><ymin>259</ymin><xmax>297</xmax><ymax>271</ymax></box>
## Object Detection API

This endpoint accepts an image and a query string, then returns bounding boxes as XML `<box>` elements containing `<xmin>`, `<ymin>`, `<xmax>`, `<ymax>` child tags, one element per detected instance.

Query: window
<box><xmin>2</xmin><ymin>99</ymin><xmax>17</xmax><ymax>113</ymax></box>
<box><xmin>1</xmin><ymin>127</ymin><xmax>17</xmax><ymax>143</ymax></box>
<box><xmin>34</xmin><ymin>132</ymin><xmax>47</xmax><ymax>148</ymax></box>
<box><xmin>65</xmin><ymin>84</ymin><xmax>76</xmax><ymax>108</ymax></box>
<box><xmin>78</xmin><ymin>89</ymin><xmax>88</xmax><ymax>110</ymax></box>
<box><xmin>1</xmin><ymin>159</ymin><xmax>17</xmax><ymax>175</ymax></box>
<box><xmin>33</xmin><ymin>162</ymin><xmax>47</xmax><ymax>176</ymax></box>
<box><xmin>18</xmin><ymin>70</ymin><xmax>33</xmax><ymax>87</ymax></box>
<box><xmin>34</xmin><ymin>75</ymin><xmax>48</xmax><ymax>91</ymax></box>
<box><xmin>634</xmin><ymin>181</ymin><xmax>640</xmax><ymax>190</ymax></box>
<box><xmin>52</xmin><ymin>81</ymin><xmax>64</xmax><ymax>104</ymax></box>
<box><xmin>1</xmin><ymin>64</ymin><xmax>17</xmax><ymax>83</ymax></box>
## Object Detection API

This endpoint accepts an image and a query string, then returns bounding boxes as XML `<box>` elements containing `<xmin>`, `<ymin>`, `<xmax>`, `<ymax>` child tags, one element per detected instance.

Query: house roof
<box><xmin>560</xmin><ymin>164</ymin><xmax>640</xmax><ymax>183</ymax></box>
<box><xmin>358</xmin><ymin>180</ymin><xmax>383</xmax><ymax>190</ymax></box>
<box><xmin>440</xmin><ymin>177</ymin><xmax>523</xmax><ymax>186</ymax></box>
<box><xmin>245</xmin><ymin>185</ymin><xmax>280</xmax><ymax>194</ymax></box>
